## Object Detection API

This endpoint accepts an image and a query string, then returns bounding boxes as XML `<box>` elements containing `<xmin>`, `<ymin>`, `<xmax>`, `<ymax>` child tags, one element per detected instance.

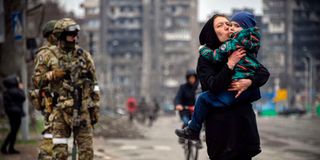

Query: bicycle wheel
<box><xmin>185</xmin><ymin>140</ymin><xmax>199</xmax><ymax>160</ymax></box>
<box><xmin>183</xmin><ymin>140</ymin><xmax>189</xmax><ymax>159</ymax></box>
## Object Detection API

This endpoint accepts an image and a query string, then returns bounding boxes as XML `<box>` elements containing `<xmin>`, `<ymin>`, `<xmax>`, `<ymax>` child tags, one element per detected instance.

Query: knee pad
<box><xmin>52</xmin><ymin>138</ymin><xmax>68</xmax><ymax>144</ymax></box>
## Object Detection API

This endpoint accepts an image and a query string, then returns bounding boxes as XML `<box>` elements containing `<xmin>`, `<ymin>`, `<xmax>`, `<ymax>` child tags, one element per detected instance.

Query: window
<box><xmin>120</xmin><ymin>6</ymin><xmax>126</xmax><ymax>12</ymax></box>
<box><xmin>133</xmin><ymin>41</ymin><xmax>141</xmax><ymax>48</ymax></box>
<box><xmin>176</xmin><ymin>17</ymin><xmax>189</xmax><ymax>27</ymax></box>
<box><xmin>165</xmin><ymin>18</ymin><xmax>172</xmax><ymax>28</ymax></box>
<box><xmin>172</xmin><ymin>6</ymin><xmax>176</xmax><ymax>12</ymax></box>
<box><xmin>87</xmin><ymin>7</ymin><xmax>99</xmax><ymax>15</ymax></box>
<box><xmin>87</xmin><ymin>19</ymin><xmax>100</xmax><ymax>28</ymax></box>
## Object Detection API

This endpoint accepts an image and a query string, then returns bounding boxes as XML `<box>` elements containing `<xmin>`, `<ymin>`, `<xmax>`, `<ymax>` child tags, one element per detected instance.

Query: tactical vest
<box><xmin>46</xmin><ymin>46</ymin><xmax>95</xmax><ymax>111</ymax></box>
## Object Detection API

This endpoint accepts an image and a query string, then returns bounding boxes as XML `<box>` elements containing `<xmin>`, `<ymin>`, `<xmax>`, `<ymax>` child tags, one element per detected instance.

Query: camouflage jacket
<box><xmin>29</xmin><ymin>41</ymin><xmax>54</xmax><ymax>112</ymax></box>
<box><xmin>199</xmin><ymin>27</ymin><xmax>261</xmax><ymax>80</ymax></box>
<box><xmin>32</xmin><ymin>45</ymin><xmax>100</xmax><ymax>121</ymax></box>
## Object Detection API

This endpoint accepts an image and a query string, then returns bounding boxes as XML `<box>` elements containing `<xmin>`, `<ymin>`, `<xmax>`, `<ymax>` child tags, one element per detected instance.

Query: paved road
<box><xmin>93</xmin><ymin>115</ymin><xmax>320</xmax><ymax>160</ymax></box>
<box><xmin>255</xmin><ymin>116</ymin><xmax>320</xmax><ymax>160</ymax></box>
<box><xmin>2</xmin><ymin>115</ymin><xmax>320</xmax><ymax>160</ymax></box>
<box><xmin>93</xmin><ymin>115</ymin><xmax>209</xmax><ymax>160</ymax></box>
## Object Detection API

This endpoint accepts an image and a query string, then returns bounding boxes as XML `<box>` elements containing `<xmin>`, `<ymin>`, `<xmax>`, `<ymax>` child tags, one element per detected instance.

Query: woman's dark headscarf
<box><xmin>199</xmin><ymin>14</ymin><xmax>227</xmax><ymax>50</ymax></box>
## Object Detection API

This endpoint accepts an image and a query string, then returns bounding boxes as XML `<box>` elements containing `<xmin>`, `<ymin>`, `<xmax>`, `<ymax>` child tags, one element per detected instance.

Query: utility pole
<box><xmin>100</xmin><ymin>0</ymin><xmax>113</xmax><ymax>107</ymax></box>
<box><xmin>286</xmin><ymin>0</ymin><xmax>294</xmax><ymax>108</ymax></box>
<box><xmin>3</xmin><ymin>0</ymin><xmax>30</xmax><ymax>140</ymax></box>
<box><xmin>151</xmin><ymin>0</ymin><xmax>161</xmax><ymax>101</ymax></box>
<box><xmin>141</xmin><ymin>0</ymin><xmax>151</xmax><ymax>102</ymax></box>
<box><xmin>190</xmin><ymin>0</ymin><xmax>199</xmax><ymax>67</ymax></box>
<box><xmin>21</xmin><ymin>0</ymin><xmax>29</xmax><ymax>140</ymax></box>
<box><xmin>309</xmin><ymin>56</ymin><xmax>314</xmax><ymax>116</ymax></box>
<box><xmin>0</xmin><ymin>0</ymin><xmax>4</xmax><ymax>43</ymax></box>
<box><xmin>303</xmin><ymin>57</ymin><xmax>309</xmax><ymax>111</ymax></box>
<box><xmin>304</xmin><ymin>53</ymin><xmax>318</xmax><ymax>117</ymax></box>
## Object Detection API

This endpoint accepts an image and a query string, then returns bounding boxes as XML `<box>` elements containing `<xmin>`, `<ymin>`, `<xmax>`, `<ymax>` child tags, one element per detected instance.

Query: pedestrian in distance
<box><xmin>127</xmin><ymin>96</ymin><xmax>138</xmax><ymax>122</ymax></box>
<box><xmin>1</xmin><ymin>75</ymin><xmax>26</xmax><ymax>154</ymax></box>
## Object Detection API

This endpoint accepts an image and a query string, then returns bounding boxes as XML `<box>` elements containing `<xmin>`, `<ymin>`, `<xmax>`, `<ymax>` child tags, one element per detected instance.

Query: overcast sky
<box><xmin>198</xmin><ymin>0</ymin><xmax>262</xmax><ymax>21</ymax></box>
<box><xmin>58</xmin><ymin>0</ymin><xmax>262</xmax><ymax>21</ymax></box>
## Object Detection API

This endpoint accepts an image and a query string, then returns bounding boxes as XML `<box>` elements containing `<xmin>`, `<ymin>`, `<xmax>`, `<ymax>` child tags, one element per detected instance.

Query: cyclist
<box><xmin>174</xmin><ymin>69</ymin><xmax>199</xmax><ymax>143</ymax></box>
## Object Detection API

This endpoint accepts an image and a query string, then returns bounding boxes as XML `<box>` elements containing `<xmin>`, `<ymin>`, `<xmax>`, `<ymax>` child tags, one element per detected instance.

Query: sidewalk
<box><xmin>255</xmin><ymin>116</ymin><xmax>320</xmax><ymax>160</ymax></box>
<box><xmin>0</xmin><ymin>142</ymin><xmax>38</xmax><ymax>160</ymax></box>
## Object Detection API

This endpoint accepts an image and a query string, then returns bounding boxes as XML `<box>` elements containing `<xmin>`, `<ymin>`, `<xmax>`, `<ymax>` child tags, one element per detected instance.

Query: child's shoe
<box><xmin>175</xmin><ymin>127</ymin><xmax>200</xmax><ymax>140</ymax></box>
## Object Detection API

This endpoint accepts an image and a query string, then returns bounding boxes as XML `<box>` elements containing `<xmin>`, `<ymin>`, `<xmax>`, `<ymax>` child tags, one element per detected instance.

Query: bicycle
<box><xmin>178</xmin><ymin>106</ymin><xmax>202</xmax><ymax>160</ymax></box>
<box><xmin>183</xmin><ymin>138</ymin><xmax>201</xmax><ymax>160</ymax></box>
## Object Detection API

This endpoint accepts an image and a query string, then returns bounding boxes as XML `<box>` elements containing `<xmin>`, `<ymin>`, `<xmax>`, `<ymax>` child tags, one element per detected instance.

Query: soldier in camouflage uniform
<box><xmin>32</xmin><ymin>18</ymin><xmax>100</xmax><ymax>160</ymax></box>
<box><xmin>30</xmin><ymin>20</ymin><xmax>57</xmax><ymax>160</ymax></box>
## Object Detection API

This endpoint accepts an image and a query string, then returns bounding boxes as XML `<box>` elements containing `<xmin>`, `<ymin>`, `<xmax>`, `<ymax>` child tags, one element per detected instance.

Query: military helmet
<box><xmin>42</xmin><ymin>20</ymin><xmax>57</xmax><ymax>38</ymax></box>
<box><xmin>53</xmin><ymin>18</ymin><xmax>80</xmax><ymax>39</ymax></box>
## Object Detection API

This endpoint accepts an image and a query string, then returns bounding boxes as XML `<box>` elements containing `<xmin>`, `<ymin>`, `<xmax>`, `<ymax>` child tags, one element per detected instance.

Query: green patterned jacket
<box><xmin>200</xmin><ymin>27</ymin><xmax>261</xmax><ymax>80</ymax></box>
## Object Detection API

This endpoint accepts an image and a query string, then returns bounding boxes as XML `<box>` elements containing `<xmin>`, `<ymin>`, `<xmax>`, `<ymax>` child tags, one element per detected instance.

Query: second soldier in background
<box><xmin>31</xmin><ymin>19</ymin><xmax>57</xmax><ymax>160</ymax></box>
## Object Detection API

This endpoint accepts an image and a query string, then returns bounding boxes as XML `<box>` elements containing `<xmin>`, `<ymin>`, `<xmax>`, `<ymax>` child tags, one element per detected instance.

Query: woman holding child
<box><xmin>176</xmin><ymin>12</ymin><xmax>270</xmax><ymax>160</ymax></box>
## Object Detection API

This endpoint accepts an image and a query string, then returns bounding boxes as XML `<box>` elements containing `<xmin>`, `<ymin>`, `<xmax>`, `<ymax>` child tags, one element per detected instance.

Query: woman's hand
<box><xmin>228</xmin><ymin>79</ymin><xmax>252</xmax><ymax>98</ymax></box>
<box><xmin>227</xmin><ymin>48</ymin><xmax>246</xmax><ymax>70</ymax></box>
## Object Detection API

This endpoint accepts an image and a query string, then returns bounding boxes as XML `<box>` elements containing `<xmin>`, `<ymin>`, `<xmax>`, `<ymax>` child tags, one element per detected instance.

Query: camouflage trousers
<box><xmin>38</xmin><ymin>137</ymin><xmax>53</xmax><ymax>160</ymax></box>
<box><xmin>38</xmin><ymin>114</ymin><xmax>53</xmax><ymax>160</ymax></box>
<box><xmin>51</xmin><ymin>108</ymin><xmax>93</xmax><ymax>160</ymax></box>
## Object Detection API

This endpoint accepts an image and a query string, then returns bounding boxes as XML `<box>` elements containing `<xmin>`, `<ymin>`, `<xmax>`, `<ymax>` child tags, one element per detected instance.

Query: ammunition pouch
<box><xmin>44</xmin><ymin>95</ymin><xmax>53</xmax><ymax>113</ymax></box>
<box><xmin>44</xmin><ymin>92</ymin><xmax>59</xmax><ymax>114</ymax></box>
<box><xmin>52</xmin><ymin>92</ymin><xmax>59</xmax><ymax>106</ymax></box>
<box><xmin>28</xmin><ymin>89</ymin><xmax>44</xmax><ymax>111</ymax></box>
<box><xmin>88</xmin><ymin>107</ymin><xmax>97</xmax><ymax>126</ymax></box>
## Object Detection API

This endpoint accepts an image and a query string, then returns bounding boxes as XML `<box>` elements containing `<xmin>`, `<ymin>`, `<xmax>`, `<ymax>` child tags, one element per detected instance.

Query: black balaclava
<box><xmin>60</xmin><ymin>31</ymin><xmax>78</xmax><ymax>52</ymax></box>
<box><xmin>199</xmin><ymin>14</ymin><xmax>225</xmax><ymax>50</ymax></box>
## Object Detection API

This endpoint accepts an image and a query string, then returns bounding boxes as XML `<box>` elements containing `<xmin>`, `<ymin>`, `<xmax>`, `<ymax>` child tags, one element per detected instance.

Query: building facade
<box><xmin>81</xmin><ymin>0</ymin><xmax>100</xmax><ymax>55</ymax></box>
<box><xmin>158</xmin><ymin>0</ymin><xmax>198</xmax><ymax>103</ymax></box>
<box><xmin>262</xmin><ymin>0</ymin><xmax>320</xmax><ymax>107</ymax></box>
<box><xmin>81</xmin><ymin>0</ymin><xmax>111</xmax><ymax>108</ymax></box>
<box><xmin>99</xmin><ymin>0</ymin><xmax>198</xmax><ymax>106</ymax></box>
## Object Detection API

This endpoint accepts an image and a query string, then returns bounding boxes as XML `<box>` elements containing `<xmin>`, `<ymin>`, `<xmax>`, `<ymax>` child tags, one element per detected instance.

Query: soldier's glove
<box><xmin>28</xmin><ymin>89</ymin><xmax>45</xmax><ymax>111</ymax></box>
<box><xmin>88</xmin><ymin>107</ymin><xmax>98</xmax><ymax>126</ymax></box>
<box><xmin>53</xmin><ymin>69</ymin><xmax>66</xmax><ymax>79</ymax></box>
<box><xmin>47</xmin><ymin>69</ymin><xmax>66</xmax><ymax>80</ymax></box>
<box><xmin>91</xmin><ymin>116</ymin><xmax>98</xmax><ymax>126</ymax></box>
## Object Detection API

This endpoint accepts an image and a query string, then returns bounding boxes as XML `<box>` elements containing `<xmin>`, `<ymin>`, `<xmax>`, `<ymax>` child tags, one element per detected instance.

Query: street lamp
<box><xmin>303</xmin><ymin>46</ymin><xmax>315</xmax><ymax>116</ymax></box>
<box><xmin>303</xmin><ymin>55</ymin><xmax>312</xmax><ymax>113</ymax></box>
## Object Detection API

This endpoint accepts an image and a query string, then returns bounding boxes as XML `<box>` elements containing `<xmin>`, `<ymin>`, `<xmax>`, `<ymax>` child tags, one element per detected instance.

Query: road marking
<box><xmin>153</xmin><ymin>145</ymin><xmax>171</xmax><ymax>151</ymax></box>
<box><xmin>117</xmin><ymin>145</ymin><xmax>171</xmax><ymax>151</ymax></box>
<box><xmin>119</xmin><ymin>145</ymin><xmax>138</xmax><ymax>150</ymax></box>
<box><xmin>94</xmin><ymin>151</ymin><xmax>112</xmax><ymax>159</ymax></box>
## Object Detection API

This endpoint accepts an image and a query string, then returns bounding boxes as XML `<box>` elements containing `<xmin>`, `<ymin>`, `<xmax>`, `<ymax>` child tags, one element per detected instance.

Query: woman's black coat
<box><xmin>197</xmin><ymin>56</ymin><xmax>269</xmax><ymax>160</ymax></box>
